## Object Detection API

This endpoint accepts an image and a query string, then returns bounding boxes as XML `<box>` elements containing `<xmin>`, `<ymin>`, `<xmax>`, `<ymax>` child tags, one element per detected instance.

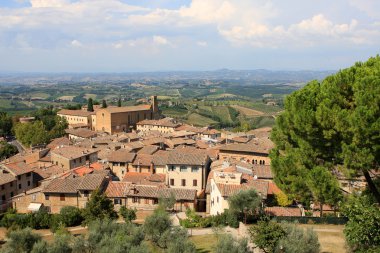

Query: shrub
<box><xmin>119</xmin><ymin>206</ymin><xmax>137</xmax><ymax>223</ymax></box>
<box><xmin>59</xmin><ymin>206</ymin><xmax>83</xmax><ymax>227</ymax></box>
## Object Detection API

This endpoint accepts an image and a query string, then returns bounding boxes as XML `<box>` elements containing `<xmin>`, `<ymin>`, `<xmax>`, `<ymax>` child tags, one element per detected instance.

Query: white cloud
<box><xmin>71</xmin><ymin>40</ymin><xmax>82</xmax><ymax>47</ymax></box>
<box><xmin>152</xmin><ymin>35</ymin><xmax>171</xmax><ymax>46</ymax></box>
<box><xmin>196</xmin><ymin>41</ymin><xmax>207</xmax><ymax>47</ymax></box>
<box><xmin>30</xmin><ymin>0</ymin><xmax>68</xmax><ymax>8</ymax></box>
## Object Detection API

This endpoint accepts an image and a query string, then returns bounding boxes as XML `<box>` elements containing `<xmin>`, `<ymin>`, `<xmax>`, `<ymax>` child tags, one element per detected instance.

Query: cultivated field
<box><xmin>231</xmin><ymin>105</ymin><xmax>264</xmax><ymax>116</ymax></box>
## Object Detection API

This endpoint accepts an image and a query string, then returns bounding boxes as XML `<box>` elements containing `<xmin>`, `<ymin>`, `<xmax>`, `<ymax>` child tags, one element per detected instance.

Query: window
<box><xmin>181</xmin><ymin>179</ymin><xmax>186</xmax><ymax>186</ymax></box>
<box><xmin>145</xmin><ymin>198</ymin><xmax>149</xmax><ymax>204</ymax></box>
<box><xmin>153</xmin><ymin>199</ymin><xmax>158</xmax><ymax>204</ymax></box>
<box><xmin>26</xmin><ymin>172</ymin><xmax>31</xmax><ymax>177</ymax></box>
<box><xmin>32</xmin><ymin>194</ymin><xmax>36</xmax><ymax>201</ymax></box>
<box><xmin>132</xmin><ymin>197</ymin><xmax>139</xmax><ymax>203</ymax></box>
<box><xmin>217</xmin><ymin>196</ymin><xmax>219</xmax><ymax>203</ymax></box>
<box><xmin>84</xmin><ymin>190</ymin><xmax>89</xmax><ymax>197</ymax></box>
<box><xmin>191</xmin><ymin>166</ymin><xmax>199</xmax><ymax>172</ymax></box>
<box><xmin>114</xmin><ymin>198</ymin><xmax>121</xmax><ymax>205</ymax></box>
<box><xmin>168</xmin><ymin>165</ymin><xmax>175</xmax><ymax>171</ymax></box>
<box><xmin>10</xmin><ymin>192</ymin><xmax>13</xmax><ymax>198</ymax></box>
<box><xmin>170</xmin><ymin>179</ymin><xmax>174</xmax><ymax>186</ymax></box>
<box><xmin>60</xmin><ymin>194</ymin><xmax>65</xmax><ymax>201</ymax></box>
<box><xmin>17</xmin><ymin>175</ymin><xmax>21</xmax><ymax>180</ymax></box>
<box><xmin>18</xmin><ymin>184</ymin><xmax>21</xmax><ymax>189</ymax></box>
<box><xmin>10</xmin><ymin>182</ymin><xmax>13</xmax><ymax>187</ymax></box>
<box><xmin>180</xmin><ymin>166</ymin><xmax>187</xmax><ymax>172</ymax></box>
<box><xmin>1</xmin><ymin>185</ymin><xmax>4</xmax><ymax>190</ymax></box>
<box><xmin>27</xmin><ymin>181</ymin><xmax>30</xmax><ymax>186</ymax></box>
<box><xmin>45</xmin><ymin>194</ymin><xmax>49</xmax><ymax>200</ymax></box>
<box><xmin>1</xmin><ymin>195</ymin><xmax>5</xmax><ymax>201</ymax></box>
<box><xmin>193</xmin><ymin>180</ymin><xmax>197</xmax><ymax>187</ymax></box>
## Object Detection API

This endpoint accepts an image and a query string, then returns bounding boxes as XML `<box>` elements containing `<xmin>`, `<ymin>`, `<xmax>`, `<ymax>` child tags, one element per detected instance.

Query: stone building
<box><xmin>136</xmin><ymin>118</ymin><xmax>179</xmax><ymax>133</ymax></box>
<box><xmin>50</xmin><ymin>146</ymin><xmax>98</xmax><ymax>171</ymax></box>
<box><xmin>57</xmin><ymin>109</ymin><xmax>94</xmax><ymax>129</ymax></box>
<box><xmin>95</xmin><ymin>96</ymin><xmax>160</xmax><ymax>134</ymax></box>
<box><xmin>0</xmin><ymin>162</ymin><xmax>35</xmax><ymax>212</ymax></box>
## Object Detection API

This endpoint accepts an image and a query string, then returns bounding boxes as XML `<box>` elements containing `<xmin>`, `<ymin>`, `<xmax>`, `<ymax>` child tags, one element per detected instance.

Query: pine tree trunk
<box><xmin>363</xmin><ymin>170</ymin><xmax>380</xmax><ymax>204</ymax></box>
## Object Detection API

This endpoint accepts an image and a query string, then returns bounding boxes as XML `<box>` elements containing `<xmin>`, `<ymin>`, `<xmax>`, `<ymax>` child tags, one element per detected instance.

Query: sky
<box><xmin>0</xmin><ymin>0</ymin><xmax>379</xmax><ymax>72</ymax></box>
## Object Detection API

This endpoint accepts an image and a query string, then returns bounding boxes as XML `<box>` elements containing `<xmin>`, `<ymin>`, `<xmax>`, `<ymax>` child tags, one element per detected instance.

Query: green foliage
<box><xmin>82</xmin><ymin>189</ymin><xmax>118</xmax><ymax>224</ymax></box>
<box><xmin>87</xmin><ymin>98</ymin><xmax>94</xmax><ymax>112</ymax></box>
<box><xmin>59</xmin><ymin>206</ymin><xmax>83</xmax><ymax>227</ymax></box>
<box><xmin>0</xmin><ymin>141</ymin><xmax>18</xmax><ymax>160</ymax></box>
<box><xmin>102</xmin><ymin>99</ymin><xmax>107</xmax><ymax>108</ymax></box>
<box><xmin>1</xmin><ymin>227</ymin><xmax>42</xmax><ymax>253</ymax></box>
<box><xmin>180</xmin><ymin>209</ymin><xmax>238</xmax><ymax>228</ymax></box>
<box><xmin>13</xmin><ymin>107</ymin><xmax>67</xmax><ymax>147</ymax></box>
<box><xmin>63</xmin><ymin>104</ymin><xmax>82</xmax><ymax>110</ymax></box>
<box><xmin>117</xmin><ymin>97</ymin><xmax>121</xmax><ymax>107</ymax></box>
<box><xmin>275</xmin><ymin>191</ymin><xmax>292</xmax><ymax>207</ymax></box>
<box><xmin>342</xmin><ymin>195</ymin><xmax>380</xmax><ymax>252</ymax></box>
<box><xmin>0</xmin><ymin>111</ymin><xmax>13</xmax><ymax>136</ymax></box>
<box><xmin>249</xmin><ymin>217</ymin><xmax>286</xmax><ymax>253</ymax></box>
<box><xmin>276</xmin><ymin>223</ymin><xmax>320</xmax><ymax>253</ymax></box>
<box><xmin>14</xmin><ymin>121</ymin><xmax>49</xmax><ymax>147</ymax></box>
<box><xmin>228</xmin><ymin>189</ymin><xmax>262</xmax><ymax>222</ymax></box>
<box><xmin>270</xmin><ymin>56</ymin><xmax>380</xmax><ymax>204</ymax></box>
<box><xmin>215</xmin><ymin>233</ymin><xmax>250</xmax><ymax>253</ymax></box>
<box><xmin>119</xmin><ymin>206</ymin><xmax>136</xmax><ymax>223</ymax></box>
<box><xmin>0</xmin><ymin>209</ymin><xmax>51</xmax><ymax>230</ymax></box>
<box><xmin>307</xmin><ymin>166</ymin><xmax>342</xmax><ymax>216</ymax></box>
<box><xmin>163</xmin><ymin>227</ymin><xmax>197</xmax><ymax>253</ymax></box>
<box><xmin>143</xmin><ymin>209</ymin><xmax>172</xmax><ymax>244</ymax></box>
<box><xmin>158</xmin><ymin>192</ymin><xmax>176</xmax><ymax>211</ymax></box>
<box><xmin>87</xmin><ymin>219</ymin><xmax>147</xmax><ymax>253</ymax></box>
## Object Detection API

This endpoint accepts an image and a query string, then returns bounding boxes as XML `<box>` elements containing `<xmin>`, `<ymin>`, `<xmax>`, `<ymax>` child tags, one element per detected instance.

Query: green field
<box><xmin>186</xmin><ymin>113</ymin><xmax>218</xmax><ymax>127</ymax></box>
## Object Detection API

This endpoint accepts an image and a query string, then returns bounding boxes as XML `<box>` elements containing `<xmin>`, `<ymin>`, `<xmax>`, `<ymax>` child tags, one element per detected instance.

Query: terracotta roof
<box><xmin>123</xmin><ymin>172</ymin><xmax>166</xmax><ymax>186</ymax></box>
<box><xmin>2</xmin><ymin>162</ymin><xmax>34</xmax><ymax>176</ymax></box>
<box><xmin>101</xmin><ymin>105</ymin><xmax>151</xmax><ymax>114</ymax></box>
<box><xmin>132</xmin><ymin>154</ymin><xmax>154</xmax><ymax>166</ymax></box>
<box><xmin>33</xmin><ymin>165</ymin><xmax>64</xmax><ymax>179</ymax></box>
<box><xmin>268</xmin><ymin>181</ymin><xmax>282</xmax><ymax>195</ymax></box>
<box><xmin>231</xmin><ymin>137</ymin><xmax>250</xmax><ymax>143</ymax></box>
<box><xmin>0</xmin><ymin>172</ymin><xmax>16</xmax><ymax>185</ymax></box>
<box><xmin>51</xmin><ymin>146</ymin><xmax>98</xmax><ymax>160</ymax></box>
<box><xmin>47</xmin><ymin>137</ymin><xmax>72</xmax><ymax>149</ymax></box>
<box><xmin>141</xmin><ymin>137</ymin><xmax>166</xmax><ymax>146</ymax></box>
<box><xmin>137</xmin><ymin>118</ymin><xmax>179</xmax><ymax>128</ymax></box>
<box><xmin>105</xmin><ymin>181</ymin><xmax>129</xmax><ymax>197</ymax></box>
<box><xmin>247</xmin><ymin>127</ymin><xmax>272</xmax><ymax>138</ymax></box>
<box><xmin>126</xmin><ymin>185</ymin><xmax>196</xmax><ymax>201</ymax></box>
<box><xmin>58</xmin><ymin>109</ymin><xmax>94</xmax><ymax>117</ymax></box>
<box><xmin>265</xmin><ymin>207</ymin><xmax>301</xmax><ymax>217</ymax></box>
<box><xmin>137</xmin><ymin>145</ymin><xmax>159</xmax><ymax>155</ymax></box>
<box><xmin>253</xmin><ymin>165</ymin><xmax>273</xmax><ymax>179</ymax></box>
<box><xmin>65</xmin><ymin>128</ymin><xmax>97</xmax><ymax>138</ymax></box>
<box><xmin>216</xmin><ymin>179</ymin><xmax>268</xmax><ymax>198</ymax></box>
<box><xmin>107</xmin><ymin>149</ymin><xmax>136</xmax><ymax>163</ymax></box>
<box><xmin>43</xmin><ymin>173</ymin><xmax>106</xmax><ymax>193</ymax></box>
<box><xmin>218</xmin><ymin>142</ymin><xmax>272</xmax><ymax>155</ymax></box>
<box><xmin>167</xmin><ymin>151</ymin><xmax>208</xmax><ymax>165</ymax></box>
<box><xmin>175</xmin><ymin>124</ymin><xmax>205</xmax><ymax>133</ymax></box>
<box><xmin>123</xmin><ymin>141</ymin><xmax>144</xmax><ymax>151</ymax></box>
<box><xmin>202</xmin><ymin>129</ymin><xmax>221</xmax><ymax>135</ymax></box>
<box><xmin>196</xmin><ymin>140</ymin><xmax>210</xmax><ymax>149</ymax></box>
<box><xmin>117</xmin><ymin>132</ymin><xmax>140</xmax><ymax>142</ymax></box>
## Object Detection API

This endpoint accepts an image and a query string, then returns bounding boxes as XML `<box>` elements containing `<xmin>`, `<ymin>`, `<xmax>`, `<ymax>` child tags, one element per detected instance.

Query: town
<box><xmin>0</xmin><ymin>0</ymin><xmax>379</xmax><ymax>252</ymax></box>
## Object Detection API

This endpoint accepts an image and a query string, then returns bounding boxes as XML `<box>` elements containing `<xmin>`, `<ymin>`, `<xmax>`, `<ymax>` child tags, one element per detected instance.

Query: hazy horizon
<box><xmin>0</xmin><ymin>0</ymin><xmax>379</xmax><ymax>72</ymax></box>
